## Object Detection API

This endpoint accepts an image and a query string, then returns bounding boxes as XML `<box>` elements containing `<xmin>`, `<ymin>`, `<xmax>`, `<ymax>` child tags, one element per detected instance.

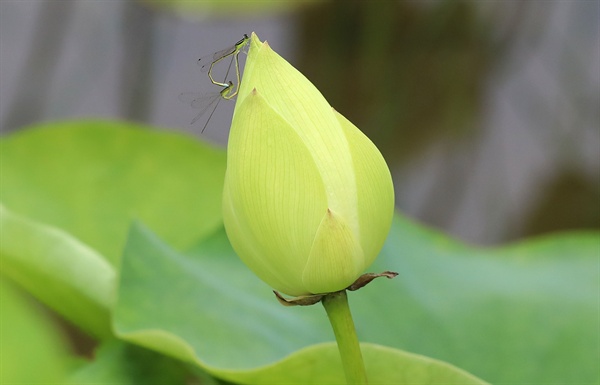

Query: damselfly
<box><xmin>181</xmin><ymin>34</ymin><xmax>250</xmax><ymax>133</ymax></box>
<box><xmin>197</xmin><ymin>33</ymin><xmax>250</xmax><ymax>97</ymax></box>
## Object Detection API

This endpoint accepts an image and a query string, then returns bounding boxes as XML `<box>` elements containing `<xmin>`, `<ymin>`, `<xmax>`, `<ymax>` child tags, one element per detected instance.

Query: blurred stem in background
<box><xmin>296</xmin><ymin>0</ymin><xmax>600</xmax><ymax>242</ymax></box>
<box><xmin>297</xmin><ymin>0</ymin><xmax>495</xmax><ymax>237</ymax></box>
<box><xmin>2</xmin><ymin>0</ymin><xmax>160</xmax><ymax>130</ymax></box>
<box><xmin>2</xmin><ymin>1</ymin><xmax>74</xmax><ymax>130</ymax></box>
<box><xmin>119</xmin><ymin>0</ymin><xmax>157</xmax><ymax>121</ymax></box>
<box><xmin>298</xmin><ymin>0</ymin><xmax>493</xmax><ymax>163</ymax></box>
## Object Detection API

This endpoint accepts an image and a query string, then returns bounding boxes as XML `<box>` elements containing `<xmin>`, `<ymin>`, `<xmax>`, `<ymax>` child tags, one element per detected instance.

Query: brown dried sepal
<box><xmin>346</xmin><ymin>271</ymin><xmax>398</xmax><ymax>291</ymax></box>
<box><xmin>273</xmin><ymin>271</ymin><xmax>398</xmax><ymax>306</ymax></box>
<box><xmin>273</xmin><ymin>291</ymin><xmax>324</xmax><ymax>306</ymax></box>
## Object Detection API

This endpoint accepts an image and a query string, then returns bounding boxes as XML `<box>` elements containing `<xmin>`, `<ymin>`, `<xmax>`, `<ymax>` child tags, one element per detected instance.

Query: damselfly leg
<box><xmin>179</xmin><ymin>81</ymin><xmax>235</xmax><ymax>133</ymax></box>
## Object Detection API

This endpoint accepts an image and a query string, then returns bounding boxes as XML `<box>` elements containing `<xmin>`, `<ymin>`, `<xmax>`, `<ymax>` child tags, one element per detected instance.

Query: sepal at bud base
<box><xmin>273</xmin><ymin>271</ymin><xmax>399</xmax><ymax>307</ymax></box>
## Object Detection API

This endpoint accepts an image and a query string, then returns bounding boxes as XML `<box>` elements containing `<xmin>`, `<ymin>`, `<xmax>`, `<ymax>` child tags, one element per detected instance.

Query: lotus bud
<box><xmin>223</xmin><ymin>33</ymin><xmax>394</xmax><ymax>297</ymax></box>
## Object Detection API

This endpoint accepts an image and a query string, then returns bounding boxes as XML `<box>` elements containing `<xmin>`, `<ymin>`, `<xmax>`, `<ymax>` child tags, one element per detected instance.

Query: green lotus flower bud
<box><xmin>223</xmin><ymin>33</ymin><xmax>394</xmax><ymax>297</ymax></box>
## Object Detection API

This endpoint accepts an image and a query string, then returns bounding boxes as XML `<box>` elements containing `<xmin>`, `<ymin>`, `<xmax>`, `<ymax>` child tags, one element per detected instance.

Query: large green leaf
<box><xmin>114</xmin><ymin>221</ymin><xmax>598</xmax><ymax>383</ymax></box>
<box><xmin>0</xmin><ymin>120</ymin><xmax>226</xmax><ymax>265</ymax></box>
<box><xmin>215</xmin><ymin>342</ymin><xmax>487</xmax><ymax>384</ymax></box>
<box><xmin>365</xmin><ymin>221</ymin><xmax>599</xmax><ymax>382</ymax></box>
<box><xmin>0</xmin><ymin>278</ymin><xmax>69</xmax><ymax>384</ymax></box>
<box><xmin>0</xmin><ymin>204</ymin><xmax>114</xmax><ymax>337</ymax></box>
<box><xmin>113</xmin><ymin>222</ymin><xmax>488</xmax><ymax>384</ymax></box>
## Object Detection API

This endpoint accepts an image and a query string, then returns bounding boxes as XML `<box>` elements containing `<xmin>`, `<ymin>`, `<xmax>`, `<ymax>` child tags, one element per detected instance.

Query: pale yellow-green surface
<box><xmin>0</xmin><ymin>279</ymin><xmax>69</xmax><ymax>384</ymax></box>
<box><xmin>223</xmin><ymin>33</ymin><xmax>394</xmax><ymax>295</ymax></box>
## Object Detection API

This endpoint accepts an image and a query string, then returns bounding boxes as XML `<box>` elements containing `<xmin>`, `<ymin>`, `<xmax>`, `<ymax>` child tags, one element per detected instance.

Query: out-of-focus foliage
<box><xmin>0</xmin><ymin>120</ymin><xmax>226</xmax><ymax>264</ymax></box>
<box><xmin>142</xmin><ymin>0</ymin><xmax>323</xmax><ymax>17</ymax></box>
<box><xmin>0</xmin><ymin>205</ymin><xmax>114</xmax><ymax>338</ymax></box>
<box><xmin>1</xmin><ymin>122</ymin><xmax>597</xmax><ymax>384</ymax></box>
<box><xmin>0</xmin><ymin>279</ymin><xmax>69</xmax><ymax>384</ymax></box>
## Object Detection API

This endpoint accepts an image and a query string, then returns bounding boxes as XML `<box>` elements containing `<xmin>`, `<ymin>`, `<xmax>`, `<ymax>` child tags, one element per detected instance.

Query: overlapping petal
<box><xmin>224</xmin><ymin>90</ymin><xmax>327</xmax><ymax>295</ymax></box>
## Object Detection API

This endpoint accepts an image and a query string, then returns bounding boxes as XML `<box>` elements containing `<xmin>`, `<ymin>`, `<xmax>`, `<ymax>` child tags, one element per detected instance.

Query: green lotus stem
<box><xmin>322</xmin><ymin>290</ymin><xmax>368</xmax><ymax>384</ymax></box>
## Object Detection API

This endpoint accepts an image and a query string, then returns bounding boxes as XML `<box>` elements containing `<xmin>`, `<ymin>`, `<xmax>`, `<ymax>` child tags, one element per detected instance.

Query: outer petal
<box><xmin>303</xmin><ymin>209</ymin><xmax>365</xmax><ymax>294</ymax></box>
<box><xmin>223</xmin><ymin>89</ymin><xmax>328</xmax><ymax>296</ymax></box>
<box><xmin>335</xmin><ymin>110</ymin><xmax>395</xmax><ymax>269</ymax></box>
<box><xmin>236</xmin><ymin>33</ymin><xmax>359</xmax><ymax>239</ymax></box>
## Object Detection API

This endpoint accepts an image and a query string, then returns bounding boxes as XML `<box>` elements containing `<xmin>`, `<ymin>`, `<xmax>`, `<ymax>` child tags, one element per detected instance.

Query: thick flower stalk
<box><xmin>223</xmin><ymin>32</ymin><xmax>394</xmax><ymax>297</ymax></box>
